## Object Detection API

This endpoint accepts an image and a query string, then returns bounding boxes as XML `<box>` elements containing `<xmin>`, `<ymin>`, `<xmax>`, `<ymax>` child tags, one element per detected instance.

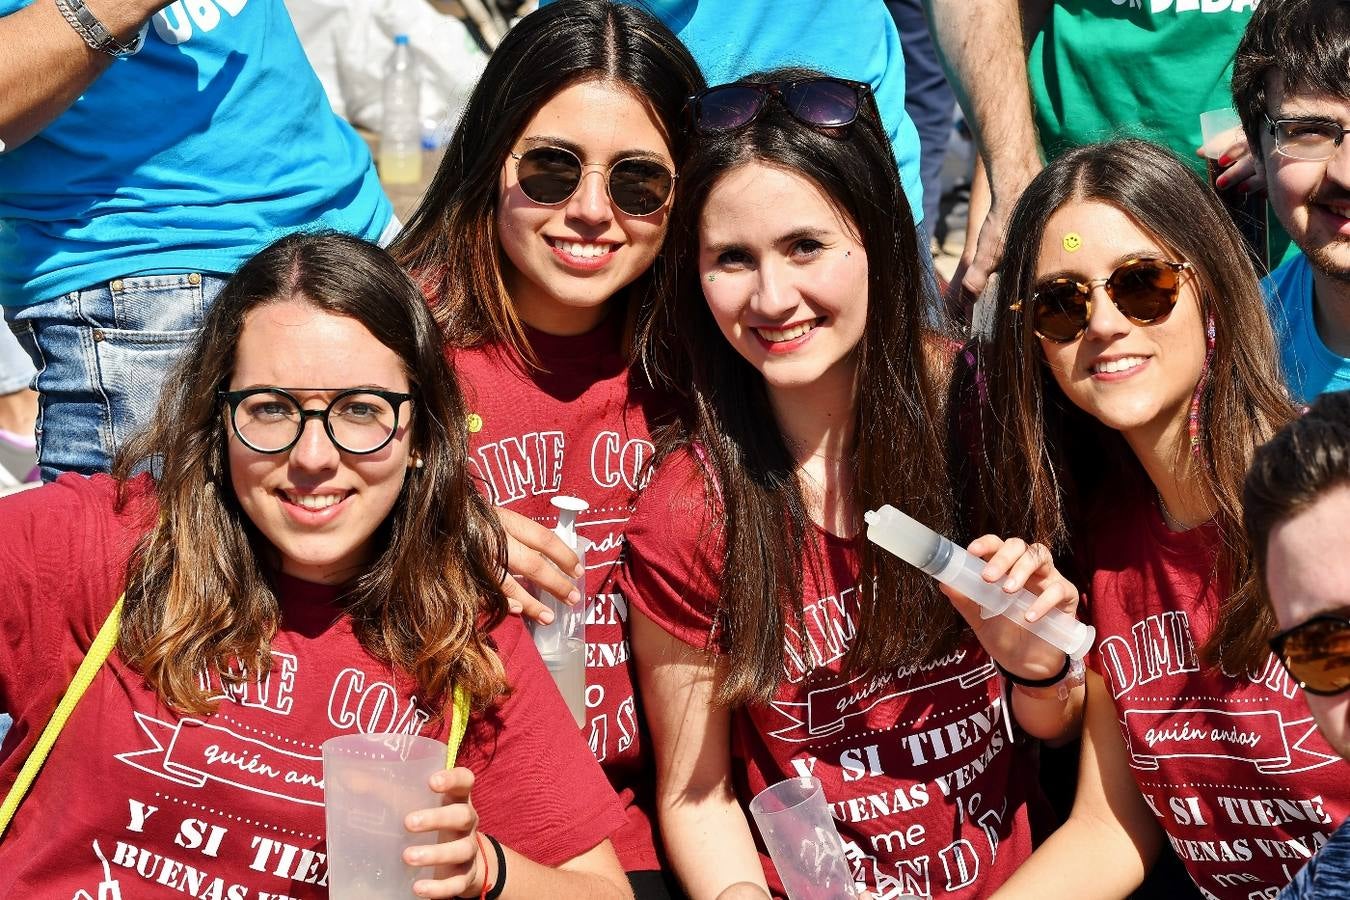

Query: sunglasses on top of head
<box><xmin>1011</xmin><ymin>257</ymin><xmax>1193</xmax><ymax>343</ymax></box>
<box><xmin>1269</xmin><ymin>614</ymin><xmax>1350</xmax><ymax>696</ymax></box>
<box><xmin>688</xmin><ymin>76</ymin><xmax>872</xmax><ymax>136</ymax></box>
<box><xmin>508</xmin><ymin>146</ymin><xmax>675</xmax><ymax>218</ymax></box>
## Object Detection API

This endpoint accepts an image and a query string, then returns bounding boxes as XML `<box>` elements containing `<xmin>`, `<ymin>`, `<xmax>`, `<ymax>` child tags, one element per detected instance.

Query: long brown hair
<box><xmin>960</xmin><ymin>140</ymin><xmax>1297</xmax><ymax>674</ymax></box>
<box><xmin>390</xmin><ymin>0</ymin><xmax>703</xmax><ymax>361</ymax></box>
<box><xmin>112</xmin><ymin>231</ymin><xmax>510</xmax><ymax>715</ymax></box>
<box><xmin>643</xmin><ymin>68</ymin><xmax>956</xmax><ymax>706</ymax></box>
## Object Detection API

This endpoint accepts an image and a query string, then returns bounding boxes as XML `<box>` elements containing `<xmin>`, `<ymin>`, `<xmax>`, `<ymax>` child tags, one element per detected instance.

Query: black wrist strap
<box><xmin>994</xmin><ymin>654</ymin><xmax>1071</xmax><ymax>688</ymax></box>
<box><xmin>485</xmin><ymin>834</ymin><xmax>506</xmax><ymax>900</ymax></box>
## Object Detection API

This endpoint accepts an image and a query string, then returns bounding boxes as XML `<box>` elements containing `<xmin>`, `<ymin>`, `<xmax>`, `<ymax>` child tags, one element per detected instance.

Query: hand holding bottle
<box><xmin>864</xmin><ymin>506</ymin><xmax>1093</xmax><ymax>674</ymax></box>
<box><xmin>939</xmin><ymin>534</ymin><xmax>1082</xmax><ymax>682</ymax></box>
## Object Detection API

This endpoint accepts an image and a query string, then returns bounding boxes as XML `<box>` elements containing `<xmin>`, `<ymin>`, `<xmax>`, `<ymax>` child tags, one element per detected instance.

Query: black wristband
<box><xmin>994</xmin><ymin>654</ymin><xmax>1071</xmax><ymax>688</ymax></box>
<box><xmin>484</xmin><ymin>834</ymin><xmax>506</xmax><ymax>900</ymax></box>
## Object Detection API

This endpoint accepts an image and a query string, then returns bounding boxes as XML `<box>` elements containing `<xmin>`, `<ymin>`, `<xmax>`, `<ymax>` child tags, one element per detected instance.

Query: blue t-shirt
<box><xmin>1279</xmin><ymin>815</ymin><xmax>1350</xmax><ymax>900</ymax></box>
<box><xmin>552</xmin><ymin>0</ymin><xmax>925</xmax><ymax>225</ymax></box>
<box><xmin>1263</xmin><ymin>252</ymin><xmax>1350</xmax><ymax>404</ymax></box>
<box><xmin>0</xmin><ymin>0</ymin><xmax>392</xmax><ymax>308</ymax></box>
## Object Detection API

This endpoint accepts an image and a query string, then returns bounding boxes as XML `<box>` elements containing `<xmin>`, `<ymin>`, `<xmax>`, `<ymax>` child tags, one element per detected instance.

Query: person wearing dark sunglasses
<box><xmin>390</xmin><ymin>3</ymin><xmax>704</xmax><ymax>897</ymax></box>
<box><xmin>1245</xmin><ymin>388</ymin><xmax>1350</xmax><ymax>900</ymax></box>
<box><xmin>961</xmin><ymin>140</ymin><xmax>1350</xmax><ymax>900</ymax></box>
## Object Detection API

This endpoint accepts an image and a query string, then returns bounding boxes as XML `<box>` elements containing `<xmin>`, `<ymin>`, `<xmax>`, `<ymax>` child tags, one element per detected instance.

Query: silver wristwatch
<box><xmin>54</xmin><ymin>0</ymin><xmax>149</xmax><ymax>58</ymax></box>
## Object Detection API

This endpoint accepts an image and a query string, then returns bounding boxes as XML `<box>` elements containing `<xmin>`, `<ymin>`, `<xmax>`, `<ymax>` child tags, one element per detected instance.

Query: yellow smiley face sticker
<box><xmin>1062</xmin><ymin>232</ymin><xmax>1083</xmax><ymax>253</ymax></box>
<box><xmin>466</xmin><ymin>413</ymin><xmax>483</xmax><ymax>433</ymax></box>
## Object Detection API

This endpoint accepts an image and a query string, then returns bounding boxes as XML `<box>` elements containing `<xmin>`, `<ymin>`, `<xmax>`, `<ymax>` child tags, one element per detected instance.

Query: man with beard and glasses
<box><xmin>1234</xmin><ymin>0</ymin><xmax>1350</xmax><ymax>404</ymax></box>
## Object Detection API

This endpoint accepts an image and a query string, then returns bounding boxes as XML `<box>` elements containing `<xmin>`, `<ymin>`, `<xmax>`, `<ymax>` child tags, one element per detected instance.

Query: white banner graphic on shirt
<box><xmin>1123</xmin><ymin>708</ymin><xmax>1339</xmax><ymax>774</ymax></box>
<box><xmin>768</xmin><ymin>658</ymin><xmax>996</xmax><ymax>742</ymax></box>
<box><xmin>116</xmin><ymin>712</ymin><xmax>324</xmax><ymax>806</ymax></box>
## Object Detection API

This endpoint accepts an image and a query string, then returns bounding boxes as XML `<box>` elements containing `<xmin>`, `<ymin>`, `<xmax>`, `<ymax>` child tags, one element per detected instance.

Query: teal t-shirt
<box><xmin>1263</xmin><ymin>252</ymin><xmax>1350</xmax><ymax>404</ymax></box>
<box><xmin>555</xmin><ymin>0</ymin><xmax>925</xmax><ymax>225</ymax></box>
<box><xmin>0</xmin><ymin>0</ymin><xmax>393</xmax><ymax>308</ymax></box>
<box><xmin>1028</xmin><ymin>0</ymin><xmax>1254</xmax><ymax>173</ymax></box>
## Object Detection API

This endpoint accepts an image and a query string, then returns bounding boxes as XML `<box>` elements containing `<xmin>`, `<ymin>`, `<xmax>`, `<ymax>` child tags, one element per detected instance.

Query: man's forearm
<box><xmin>922</xmin><ymin>0</ymin><xmax>1041</xmax><ymax>186</ymax></box>
<box><xmin>0</xmin><ymin>0</ymin><xmax>158</xmax><ymax>150</ymax></box>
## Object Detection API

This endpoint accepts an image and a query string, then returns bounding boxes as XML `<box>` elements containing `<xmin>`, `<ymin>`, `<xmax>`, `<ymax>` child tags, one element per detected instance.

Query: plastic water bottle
<box><xmin>529</xmin><ymin>496</ymin><xmax>589</xmax><ymax>727</ymax></box>
<box><xmin>379</xmin><ymin>34</ymin><xmax>422</xmax><ymax>185</ymax></box>
<box><xmin>864</xmin><ymin>504</ymin><xmax>1096</xmax><ymax>659</ymax></box>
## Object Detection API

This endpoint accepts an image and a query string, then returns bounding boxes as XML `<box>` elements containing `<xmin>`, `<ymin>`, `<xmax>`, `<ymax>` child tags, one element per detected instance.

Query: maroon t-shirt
<box><xmin>620</xmin><ymin>449</ymin><xmax>1042</xmax><ymax>899</ymax></box>
<box><xmin>452</xmin><ymin>313</ymin><xmax>667</xmax><ymax>872</ymax></box>
<box><xmin>1084</xmin><ymin>484</ymin><xmax>1350</xmax><ymax>900</ymax></box>
<box><xmin>0</xmin><ymin>474</ymin><xmax>625</xmax><ymax>897</ymax></box>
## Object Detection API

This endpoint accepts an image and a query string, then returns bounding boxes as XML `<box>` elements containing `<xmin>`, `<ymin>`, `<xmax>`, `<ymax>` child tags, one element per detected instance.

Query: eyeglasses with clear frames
<box><xmin>219</xmin><ymin>387</ymin><xmax>414</xmax><ymax>455</ymax></box>
<box><xmin>1264</xmin><ymin>114</ymin><xmax>1350</xmax><ymax>162</ymax></box>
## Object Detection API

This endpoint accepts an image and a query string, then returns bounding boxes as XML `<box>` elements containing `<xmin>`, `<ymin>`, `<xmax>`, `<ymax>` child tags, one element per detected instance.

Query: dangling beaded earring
<box><xmin>1187</xmin><ymin>315</ymin><xmax>1217</xmax><ymax>457</ymax></box>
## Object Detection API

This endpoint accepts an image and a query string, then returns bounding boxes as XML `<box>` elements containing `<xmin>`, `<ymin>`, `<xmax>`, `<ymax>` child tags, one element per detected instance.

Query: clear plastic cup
<box><xmin>1199</xmin><ymin>107</ymin><xmax>1243</xmax><ymax>161</ymax></box>
<box><xmin>323</xmin><ymin>733</ymin><xmax>446</xmax><ymax>899</ymax></box>
<box><xmin>748</xmin><ymin>776</ymin><xmax>860</xmax><ymax>900</ymax></box>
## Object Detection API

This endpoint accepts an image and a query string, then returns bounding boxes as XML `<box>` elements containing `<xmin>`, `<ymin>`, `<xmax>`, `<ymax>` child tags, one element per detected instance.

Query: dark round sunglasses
<box><xmin>688</xmin><ymin>77</ymin><xmax>871</xmax><ymax>135</ymax></box>
<box><xmin>508</xmin><ymin>146</ymin><xmax>675</xmax><ymax>217</ymax></box>
<box><xmin>1270</xmin><ymin>614</ymin><xmax>1350</xmax><ymax>697</ymax></box>
<box><xmin>1013</xmin><ymin>258</ymin><xmax>1193</xmax><ymax>343</ymax></box>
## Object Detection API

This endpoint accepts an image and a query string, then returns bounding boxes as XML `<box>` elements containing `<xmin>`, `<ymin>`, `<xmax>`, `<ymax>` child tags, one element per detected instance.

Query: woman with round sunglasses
<box><xmin>621</xmin><ymin>68</ymin><xmax>1088</xmax><ymax>899</ymax></box>
<box><xmin>391</xmin><ymin>2</ymin><xmax>703</xmax><ymax>895</ymax></box>
<box><xmin>959</xmin><ymin>140</ymin><xmax>1350</xmax><ymax>899</ymax></box>
<box><xmin>0</xmin><ymin>231</ymin><xmax>633</xmax><ymax>898</ymax></box>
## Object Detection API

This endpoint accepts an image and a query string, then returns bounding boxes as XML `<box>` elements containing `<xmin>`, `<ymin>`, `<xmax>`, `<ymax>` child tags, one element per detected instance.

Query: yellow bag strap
<box><xmin>0</xmin><ymin>595</ymin><xmax>125</xmax><ymax>840</ymax></box>
<box><xmin>446</xmin><ymin>682</ymin><xmax>469</xmax><ymax>769</ymax></box>
<box><xmin>0</xmin><ymin>597</ymin><xmax>471</xmax><ymax>840</ymax></box>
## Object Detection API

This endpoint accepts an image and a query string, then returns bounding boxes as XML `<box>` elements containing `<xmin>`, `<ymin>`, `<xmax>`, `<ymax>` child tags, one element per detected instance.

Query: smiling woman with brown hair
<box><xmin>960</xmin><ymin>140</ymin><xmax>1348</xmax><ymax>900</ymax></box>
<box><xmin>0</xmin><ymin>231</ymin><xmax>631</xmax><ymax>900</ymax></box>
<box><xmin>620</xmin><ymin>68</ymin><xmax>1087</xmax><ymax>900</ymax></box>
<box><xmin>391</xmin><ymin>6</ymin><xmax>705</xmax><ymax>895</ymax></box>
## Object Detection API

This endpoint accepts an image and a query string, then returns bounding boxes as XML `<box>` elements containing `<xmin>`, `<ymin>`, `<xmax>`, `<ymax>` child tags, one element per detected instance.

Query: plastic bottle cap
<box><xmin>550</xmin><ymin>495</ymin><xmax>589</xmax><ymax>548</ymax></box>
<box><xmin>394</xmin><ymin>34</ymin><xmax>409</xmax><ymax>44</ymax></box>
<box><xmin>551</xmin><ymin>496</ymin><xmax>589</xmax><ymax>513</ymax></box>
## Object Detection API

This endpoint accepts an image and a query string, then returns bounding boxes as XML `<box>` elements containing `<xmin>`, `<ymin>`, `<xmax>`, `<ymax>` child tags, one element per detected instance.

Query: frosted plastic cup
<box><xmin>323</xmin><ymin>733</ymin><xmax>446</xmax><ymax>899</ymax></box>
<box><xmin>1199</xmin><ymin>107</ymin><xmax>1243</xmax><ymax>161</ymax></box>
<box><xmin>748</xmin><ymin>776</ymin><xmax>860</xmax><ymax>900</ymax></box>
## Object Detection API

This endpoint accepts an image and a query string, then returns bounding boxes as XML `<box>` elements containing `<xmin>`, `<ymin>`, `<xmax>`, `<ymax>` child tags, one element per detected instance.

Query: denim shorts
<box><xmin>0</xmin><ymin>319</ymin><xmax>36</xmax><ymax>395</ymax></box>
<box><xmin>3</xmin><ymin>273</ymin><xmax>228</xmax><ymax>481</ymax></box>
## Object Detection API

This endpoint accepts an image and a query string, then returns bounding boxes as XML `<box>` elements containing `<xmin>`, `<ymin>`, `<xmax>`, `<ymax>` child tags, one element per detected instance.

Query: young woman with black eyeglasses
<box><xmin>618</xmin><ymin>69</ymin><xmax>1089</xmax><ymax>899</ymax></box>
<box><xmin>390</xmin><ymin>3</ymin><xmax>704</xmax><ymax>896</ymax></box>
<box><xmin>959</xmin><ymin>140</ymin><xmax>1350</xmax><ymax>900</ymax></box>
<box><xmin>0</xmin><ymin>232</ymin><xmax>631</xmax><ymax>899</ymax></box>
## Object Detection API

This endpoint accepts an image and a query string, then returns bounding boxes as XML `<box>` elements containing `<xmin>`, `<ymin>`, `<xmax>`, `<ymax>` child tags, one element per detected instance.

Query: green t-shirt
<box><xmin>1028</xmin><ymin>0</ymin><xmax>1255</xmax><ymax>173</ymax></box>
<box><xmin>1026</xmin><ymin>0</ymin><xmax>1300</xmax><ymax>264</ymax></box>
